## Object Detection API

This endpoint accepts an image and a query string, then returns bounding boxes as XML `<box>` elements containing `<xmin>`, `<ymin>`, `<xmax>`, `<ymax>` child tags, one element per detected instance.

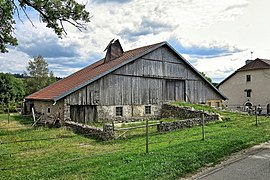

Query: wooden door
<box><xmin>165</xmin><ymin>80</ymin><xmax>185</xmax><ymax>101</ymax></box>
<box><xmin>70</xmin><ymin>105</ymin><xmax>97</xmax><ymax>124</ymax></box>
<box><xmin>175</xmin><ymin>80</ymin><xmax>185</xmax><ymax>101</ymax></box>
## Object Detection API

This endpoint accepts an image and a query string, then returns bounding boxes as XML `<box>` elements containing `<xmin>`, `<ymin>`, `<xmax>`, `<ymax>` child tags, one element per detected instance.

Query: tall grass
<box><xmin>1</xmin><ymin>103</ymin><xmax>270</xmax><ymax>179</ymax></box>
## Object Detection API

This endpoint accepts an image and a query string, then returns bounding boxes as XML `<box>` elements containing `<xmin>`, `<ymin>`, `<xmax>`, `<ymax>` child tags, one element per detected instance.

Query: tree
<box><xmin>0</xmin><ymin>0</ymin><xmax>90</xmax><ymax>53</ymax></box>
<box><xmin>0</xmin><ymin>73</ymin><xmax>25</xmax><ymax>112</ymax></box>
<box><xmin>200</xmin><ymin>72</ymin><xmax>213</xmax><ymax>84</ymax></box>
<box><xmin>24</xmin><ymin>55</ymin><xmax>56</xmax><ymax>95</ymax></box>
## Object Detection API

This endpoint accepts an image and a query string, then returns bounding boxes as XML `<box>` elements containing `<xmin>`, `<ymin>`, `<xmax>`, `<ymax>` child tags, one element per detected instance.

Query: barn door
<box><xmin>70</xmin><ymin>105</ymin><xmax>97</xmax><ymax>124</ymax></box>
<box><xmin>175</xmin><ymin>80</ymin><xmax>185</xmax><ymax>101</ymax></box>
<box><xmin>165</xmin><ymin>80</ymin><xmax>175</xmax><ymax>101</ymax></box>
<box><xmin>165</xmin><ymin>80</ymin><xmax>185</xmax><ymax>101</ymax></box>
<box><xmin>84</xmin><ymin>106</ymin><xmax>97</xmax><ymax>123</ymax></box>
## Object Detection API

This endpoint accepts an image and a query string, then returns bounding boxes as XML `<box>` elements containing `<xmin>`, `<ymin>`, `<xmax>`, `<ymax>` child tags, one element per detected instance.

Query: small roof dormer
<box><xmin>104</xmin><ymin>39</ymin><xmax>124</xmax><ymax>63</ymax></box>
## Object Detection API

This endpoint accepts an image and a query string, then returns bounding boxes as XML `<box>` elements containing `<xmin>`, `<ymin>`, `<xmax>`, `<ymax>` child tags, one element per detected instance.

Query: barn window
<box><xmin>48</xmin><ymin>108</ymin><xmax>51</xmax><ymax>113</ymax></box>
<box><xmin>116</xmin><ymin>107</ymin><xmax>123</xmax><ymax>116</ymax></box>
<box><xmin>145</xmin><ymin>106</ymin><xmax>151</xmax><ymax>114</ymax></box>
<box><xmin>246</xmin><ymin>75</ymin><xmax>251</xmax><ymax>82</ymax></box>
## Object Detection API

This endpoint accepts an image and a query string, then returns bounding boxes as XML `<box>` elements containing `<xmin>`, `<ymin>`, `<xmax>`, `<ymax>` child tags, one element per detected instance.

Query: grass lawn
<box><xmin>1</xmin><ymin>103</ymin><xmax>270</xmax><ymax>179</ymax></box>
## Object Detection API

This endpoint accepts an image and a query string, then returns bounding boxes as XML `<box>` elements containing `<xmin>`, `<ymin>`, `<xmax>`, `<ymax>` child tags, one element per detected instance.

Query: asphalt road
<box><xmin>191</xmin><ymin>142</ymin><xmax>270</xmax><ymax>180</ymax></box>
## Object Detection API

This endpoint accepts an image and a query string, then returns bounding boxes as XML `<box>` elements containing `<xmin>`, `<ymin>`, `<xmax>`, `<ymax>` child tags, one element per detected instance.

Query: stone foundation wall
<box><xmin>32</xmin><ymin>100</ymin><xmax>65</xmax><ymax>125</ymax></box>
<box><xmin>65</xmin><ymin>121</ymin><xmax>114</xmax><ymax>140</ymax></box>
<box><xmin>97</xmin><ymin>104</ymin><xmax>162</xmax><ymax>122</ymax></box>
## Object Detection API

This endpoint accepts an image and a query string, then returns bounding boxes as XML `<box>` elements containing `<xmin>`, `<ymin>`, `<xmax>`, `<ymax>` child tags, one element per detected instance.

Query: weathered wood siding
<box><xmin>66</xmin><ymin>46</ymin><xmax>223</xmax><ymax>107</ymax></box>
<box><xmin>165</xmin><ymin>80</ymin><xmax>185</xmax><ymax>101</ymax></box>
<box><xmin>70</xmin><ymin>105</ymin><xmax>97</xmax><ymax>123</ymax></box>
<box><xmin>186</xmin><ymin>81</ymin><xmax>222</xmax><ymax>103</ymax></box>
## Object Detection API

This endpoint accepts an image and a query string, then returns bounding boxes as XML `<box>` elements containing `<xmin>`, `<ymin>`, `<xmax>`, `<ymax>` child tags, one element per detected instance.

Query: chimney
<box><xmin>245</xmin><ymin>51</ymin><xmax>254</xmax><ymax>64</ymax></box>
<box><xmin>245</xmin><ymin>60</ymin><xmax>253</xmax><ymax>65</ymax></box>
<box><xmin>104</xmin><ymin>39</ymin><xmax>124</xmax><ymax>63</ymax></box>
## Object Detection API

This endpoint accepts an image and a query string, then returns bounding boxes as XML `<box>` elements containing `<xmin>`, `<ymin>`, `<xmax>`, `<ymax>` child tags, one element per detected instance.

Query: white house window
<box><xmin>246</xmin><ymin>75</ymin><xmax>251</xmax><ymax>82</ymax></box>
<box><xmin>145</xmin><ymin>106</ymin><xmax>151</xmax><ymax>114</ymax></box>
<box><xmin>245</xmin><ymin>89</ymin><xmax>252</xmax><ymax>97</ymax></box>
<box><xmin>116</xmin><ymin>107</ymin><xmax>123</xmax><ymax>116</ymax></box>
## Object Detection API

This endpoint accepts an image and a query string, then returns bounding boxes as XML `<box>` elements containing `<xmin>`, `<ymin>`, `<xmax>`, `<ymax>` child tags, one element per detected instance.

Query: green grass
<box><xmin>1</xmin><ymin>103</ymin><xmax>270</xmax><ymax>179</ymax></box>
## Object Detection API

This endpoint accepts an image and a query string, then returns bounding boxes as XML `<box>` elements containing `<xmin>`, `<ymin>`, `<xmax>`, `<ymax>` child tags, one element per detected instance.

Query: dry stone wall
<box><xmin>158</xmin><ymin>104</ymin><xmax>219</xmax><ymax>132</ymax></box>
<box><xmin>65</xmin><ymin>121</ymin><xmax>114</xmax><ymax>140</ymax></box>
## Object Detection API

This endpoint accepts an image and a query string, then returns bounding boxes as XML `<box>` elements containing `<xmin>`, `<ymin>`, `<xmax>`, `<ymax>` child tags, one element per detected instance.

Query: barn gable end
<box><xmin>25</xmin><ymin>41</ymin><xmax>226</xmax><ymax>123</ymax></box>
<box><xmin>64</xmin><ymin>45</ymin><xmax>225</xmax><ymax>122</ymax></box>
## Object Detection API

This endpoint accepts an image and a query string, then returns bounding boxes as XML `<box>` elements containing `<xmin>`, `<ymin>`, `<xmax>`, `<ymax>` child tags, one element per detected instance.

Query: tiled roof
<box><xmin>238</xmin><ymin>58</ymin><xmax>270</xmax><ymax>71</ymax></box>
<box><xmin>217</xmin><ymin>58</ymin><xmax>270</xmax><ymax>88</ymax></box>
<box><xmin>25</xmin><ymin>42</ymin><xmax>165</xmax><ymax>101</ymax></box>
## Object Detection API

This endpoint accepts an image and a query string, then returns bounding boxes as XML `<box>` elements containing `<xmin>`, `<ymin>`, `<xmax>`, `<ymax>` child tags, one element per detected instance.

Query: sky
<box><xmin>0</xmin><ymin>0</ymin><xmax>269</xmax><ymax>83</ymax></box>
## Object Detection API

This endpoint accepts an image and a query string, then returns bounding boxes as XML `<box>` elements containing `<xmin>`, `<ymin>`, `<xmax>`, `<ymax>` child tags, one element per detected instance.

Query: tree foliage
<box><xmin>200</xmin><ymin>72</ymin><xmax>213</xmax><ymax>84</ymax></box>
<box><xmin>0</xmin><ymin>73</ymin><xmax>25</xmax><ymax>104</ymax></box>
<box><xmin>0</xmin><ymin>0</ymin><xmax>91</xmax><ymax>53</ymax></box>
<box><xmin>0</xmin><ymin>0</ymin><xmax>18</xmax><ymax>53</ymax></box>
<box><xmin>24</xmin><ymin>55</ymin><xmax>56</xmax><ymax>95</ymax></box>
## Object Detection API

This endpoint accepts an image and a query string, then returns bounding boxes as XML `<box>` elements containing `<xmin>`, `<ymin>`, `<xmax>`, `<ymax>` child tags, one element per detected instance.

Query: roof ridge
<box><xmin>124</xmin><ymin>41</ymin><xmax>165</xmax><ymax>53</ymax></box>
<box><xmin>238</xmin><ymin>58</ymin><xmax>270</xmax><ymax>72</ymax></box>
<box><xmin>219</xmin><ymin>58</ymin><xmax>270</xmax><ymax>87</ymax></box>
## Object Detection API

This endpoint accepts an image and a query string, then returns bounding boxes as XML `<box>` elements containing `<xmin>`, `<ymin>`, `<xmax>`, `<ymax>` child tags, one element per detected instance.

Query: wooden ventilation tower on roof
<box><xmin>104</xmin><ymin>39</ymin><xmax>124</xmax><ymax>63</ymax></box>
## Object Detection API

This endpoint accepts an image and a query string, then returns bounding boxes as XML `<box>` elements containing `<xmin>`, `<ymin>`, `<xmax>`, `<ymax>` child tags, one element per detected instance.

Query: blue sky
<box><xmin>1</xmin><ymin>0</ymin><xmax>269</xmax><ymax>82</ymax></box>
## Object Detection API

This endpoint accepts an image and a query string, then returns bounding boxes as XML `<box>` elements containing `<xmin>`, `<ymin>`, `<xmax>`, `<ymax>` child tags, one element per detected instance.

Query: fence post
<box><xmin>146</xmin><ymin>119</ymin><xmax>149</xmax><ymax>154</ymax></box>
<box><xmin>32</xmin><ymin>107</ymin><xmax>36</xmax><ymax>123</ymax></box>
<box><xmin>7</xmin><ymin>102</ymin><xmax>10</xmax><ymax>124</ymax></box>
<box><xmin>112</xmin><ymin>120</ymin><xmax>115</xmax><ymax>131</ymax></box>
<box><xmin>201</xmin><ymin>112</ymin><xmax>205</xmax><ymax>141</ymax></box>
<box><xmin>255</xmin><ymin>106</ymin><xmax>258</xmax><ymax>126</ymax></box>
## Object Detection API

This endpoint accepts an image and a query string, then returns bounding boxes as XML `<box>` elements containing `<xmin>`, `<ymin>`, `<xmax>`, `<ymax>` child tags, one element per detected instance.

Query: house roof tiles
<box><xmin>238</xmin><ymin>58</ymin><xmax>270</xmax><ymax>71</ymax></box>
<box><xmin>218</xmin><ymin>58</ymin><xmax>270</xmax><ymax>88</ymax></box>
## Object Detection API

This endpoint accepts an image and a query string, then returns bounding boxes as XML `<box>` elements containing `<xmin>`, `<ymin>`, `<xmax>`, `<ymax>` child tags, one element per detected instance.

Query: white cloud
<box><xmin>0</xmin><ymin>49</ymin><xmax>30</xmax><ymax>74</ymax></box>
<box><xmin>188</xmin><ymin>50</ymin><xmax>250</xmax><ymax>82</ymax></box>
<box><xmin>3</xmin><ymin>0</ymin><xmax>270</xmax><ymax>83</ymax></box>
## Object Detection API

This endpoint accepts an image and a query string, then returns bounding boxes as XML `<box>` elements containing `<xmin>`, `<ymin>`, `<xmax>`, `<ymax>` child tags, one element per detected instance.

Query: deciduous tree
<box><xmin>0</xmin><ymin>73</ymin><xmax>25</xmax><ymax>112</ymax></box>
<box><xmin>24</xmin><ymin>55</ymin><xmax>56</xmax><ymax>95</ymax></box>
<box><xmin>200</xmin><ymin>72</ymin><xmax>213</xmax><ymax>84</ymax></box>
<box><xmin>0</xmin><ymin>0</ymin><xmax>90</xmax><ymax>53</ymax></box>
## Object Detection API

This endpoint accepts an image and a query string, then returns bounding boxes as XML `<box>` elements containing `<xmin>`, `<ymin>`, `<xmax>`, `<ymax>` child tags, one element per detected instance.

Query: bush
<box><xmin>0</xmin><ymin>101</ymin><xmax>21</xmax><ymax>113</ymax></box>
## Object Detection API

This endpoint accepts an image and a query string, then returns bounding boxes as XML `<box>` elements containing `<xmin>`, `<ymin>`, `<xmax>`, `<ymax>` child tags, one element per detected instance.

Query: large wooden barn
<box><xmin>24</xmin><ymin>40</ymin><xmax>226</xmax><ymax>124</ymax></box>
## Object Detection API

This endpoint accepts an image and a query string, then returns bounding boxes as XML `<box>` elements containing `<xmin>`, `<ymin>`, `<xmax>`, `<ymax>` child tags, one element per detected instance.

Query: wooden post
<box><xmin>146</xmin><ymin>119</ymin><xmax>149</xmax><ymax>154</ymax></box>
<box><xmin>32</xmin><ymin>107</ymin><xmax>36</xmax><ymax>123</ymax></box>
<box><xmin>255</xmin><ymin>106</ymin><xmax>258</xmax><ymax>126</ymax></box>
<box><xmin>201</xmin><ymin>113</ymin><xmax>205</xmax><ymax>141</ymax></box>
<box><xmin>112</xmin><ymin>120</ymin><xmax>115</xmax><ymax>131</ymax></box>
<box><xmin>7</xmin><ymin>102</ymin><xmax>10</xmax><ymax>124</ymax></box>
